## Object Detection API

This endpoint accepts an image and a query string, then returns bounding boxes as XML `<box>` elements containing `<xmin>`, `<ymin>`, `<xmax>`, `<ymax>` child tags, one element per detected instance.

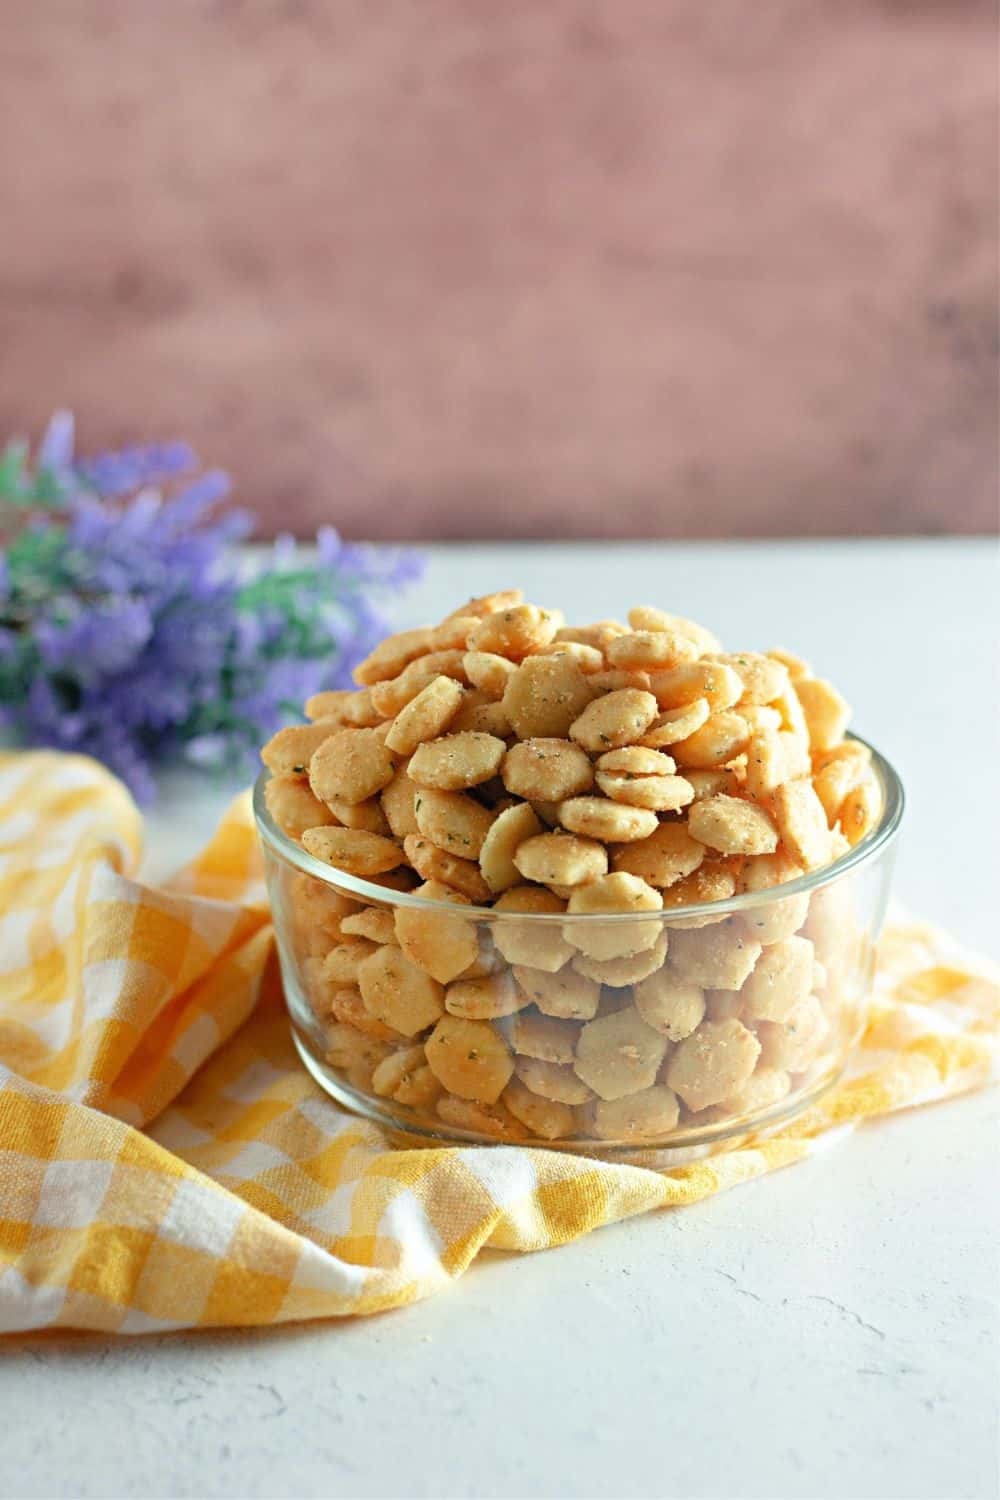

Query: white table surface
<box><xmin>3</xmin><ymin>539</ymin><xmax>998</xmax><ymax>1500</ymax></box>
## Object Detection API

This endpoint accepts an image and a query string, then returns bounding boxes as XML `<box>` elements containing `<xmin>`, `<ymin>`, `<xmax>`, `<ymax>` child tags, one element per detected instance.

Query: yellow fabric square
<box><xmin>99</xmin><ymin>1160</ymin><xmax>185</xmax><ymax>1227</ymax></box>
<box><xmin>0</xmin><ymin>1020</ymin><xmax>54</xmax><ymax>1078</ymax></box>
<box><xmin>0</xmin><ymin>1085</ymin><xmax>69</xmax><ymax>1161</ymax></box>
<box><xmin>895</xmin><ymin>966</ymin><xmax>975</xmax><ymax>1004</ymax></box>
<box><xmin>114</xmin><ymin>1127</ymin><xmax>192</xmax><ymax>1177</ymax></box>
<box><xmin>64</xmin><ymin>1222</ymin><xmax>157</xmax><ymax>1308</ymax></box>
<box><xmin>0</xmin><ymin>1218</ymin><xmax>33</xmax><ymax>1261</ymax></box>
<box><xmin>133</xmin><ymin>1238</ymin><xmax>220</xmax><ymax>1324</ymax></box>
<box><xmin>202</xmin><ymin>1252</ymin><xmax>293</xmax><ymax>1327</ymax></box>
<box><xmin>0</xmin><ymin>1150</ymin><xmax>48</xmax><ymax>1223</ymax></box>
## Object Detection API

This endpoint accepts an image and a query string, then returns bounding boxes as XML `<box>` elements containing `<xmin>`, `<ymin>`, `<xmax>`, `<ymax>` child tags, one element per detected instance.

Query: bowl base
<box><xmin>291</xmin><ymin>1024</ymin><xmax>846</xmax><ymax>1167</ymax></box>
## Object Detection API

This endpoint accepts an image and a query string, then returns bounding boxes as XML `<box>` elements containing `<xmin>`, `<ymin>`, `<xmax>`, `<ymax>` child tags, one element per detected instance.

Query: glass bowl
<box><xmin>253</xmin><ymin>737</ymin><xmax>903</xmax><ymax>1162</ymax></box>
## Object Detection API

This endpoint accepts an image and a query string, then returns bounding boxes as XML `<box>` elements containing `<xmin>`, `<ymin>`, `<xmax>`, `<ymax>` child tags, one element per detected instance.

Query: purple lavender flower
<box><xmin>36</xmin><ymin>410</ymin><xmax>76</xmax><ymax>472</ymax></box>
<box><xmin>35</xmin><ymin>597</ymin><xmax>154</xmax><ymax>680</ymax></box>
<box><xmin>75</xmin><ymin>438</ymin><xmax>197</xmax><ymax>499</ymax></box>
<box><xmin>0</xmin><ymin>415</ymin><xmax>422</xmax><ymax>802</ymax></box>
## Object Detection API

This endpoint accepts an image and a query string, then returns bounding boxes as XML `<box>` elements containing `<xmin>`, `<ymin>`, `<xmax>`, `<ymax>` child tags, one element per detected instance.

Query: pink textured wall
<box><xmin>0</xmin><ymin>1</ymin><xmax>996</xmax><ymax>539</ymax></box>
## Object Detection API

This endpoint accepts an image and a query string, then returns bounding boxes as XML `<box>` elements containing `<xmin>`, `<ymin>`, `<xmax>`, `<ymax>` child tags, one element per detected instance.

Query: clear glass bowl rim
<box><xmin>253</xmin><ymin>731</ymin><xmax>904</xmax><ymax>925</ymax></box>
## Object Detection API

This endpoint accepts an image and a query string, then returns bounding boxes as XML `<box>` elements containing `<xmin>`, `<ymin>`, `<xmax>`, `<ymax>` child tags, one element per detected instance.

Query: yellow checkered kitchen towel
<box><xmin>1</xmin><ymin>751</ymin><xmax>997</xmax><ymax>1335</ymax></box>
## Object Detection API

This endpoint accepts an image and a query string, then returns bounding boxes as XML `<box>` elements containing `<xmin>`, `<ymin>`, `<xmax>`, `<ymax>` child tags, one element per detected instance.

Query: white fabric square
<box><xmin>220</xmin><ymin>1056</ymin><xmax>287</xmax><ymax>1103</ymax></box>
<box><xmin>0</xmin><ymin>1267</ymin><xmax>68</xmax><ymax>1333</ymax></box>
<box><xmin>0</xmin><ymin>810</ymin><xmax>38</xmax><ymax>848</ymax></box>
<box><xmin>170</xmin><ymin>1011</ymin><xmax>220</xmax><ymax>1075</ymax></box>
<box><xmin>34</xmin><ymin>1157</ymin><xmax>115</xmax><ymax>1228</ymax></box>
<box><xmin>157</xmin><ymin>1174</ymin><xmax>245</xmax><ymax>1254</ymax></box>
<box><xmin>219</xmin><ymin>1139</ymin><xmax>290</xmax><ymax>1181</ymax></box>
<box><xmin>187</xmin><ymin>897</ymin><xmax>243</xmax><ymax>948</ymax></box>
<box><xmin>117</xmin><ymin>1306</ymin><xmax>188</xmax><ymax>1335</ymax></box>
<box><xmin>0</xmin><ymin>758</ymin><xmax>41</xmax><ymax>806</ymax></box>
<box><xmin>296</xmin><ymin>1093</ymin><xmax>356</xmax><ymax>1141</ymax></box>
<box><xmin>31</xmin><ymin>808</ymin><xmax>118</xmax><ymax>869</ymax></box>
<box><xmin>98</xmin><ymin>1094</ymin><xmax>146</xmax><ymax>1128</ymax></box>
<box><xmin>48</xmin><ymin>864</ymin><xmax>84</xmax><ymax>944</ymax></box>
<box><xmin>87</xmin><ymin>864</ymin><xmax>142</xmax><ymax>904</ymax></box>
<box><xmin>458</xmin><ymin>1147</ymin><xmax>539</xmax><ymax>1210</ymax></box>
<box><xmin>377</xmin><ymin>1188</ymin><xmax>446</xmax><ymax>1282</ymax></box>
<box><xmin>300</xmin><ymin>1179</ymin><xmax>358</xmax><ymax>1236</ymax></box>
<box><xmin>284</xmin><ymin>1235</ymin><xmax>372</xmax><ymax>1298</ymax></box>
<box><xmin>148</xmin><ymin>1112</ymin><xmax>214</xmax><ymax>1151</ymax></box>
<box><xmin>0</xmin><ymin>910</ymin><xmax>37</xmax><ymax>975</ymax></box>
<box><xmin>19</xmin><ymin>997</ymin><xmax>75</xmax><ymax>1051</ymax></box>
<box><xmin>81</xmin><ymin>957</ymin><xmax>134</xmax><ymax>1024</ymax></box>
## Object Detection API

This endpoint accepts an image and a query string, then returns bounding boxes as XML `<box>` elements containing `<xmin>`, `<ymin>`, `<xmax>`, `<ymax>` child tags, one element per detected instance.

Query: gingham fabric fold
<box><xmin>0</xmin><ymin>751</ymin><xmax>997</xmax><ymax>1334</ymax></box>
